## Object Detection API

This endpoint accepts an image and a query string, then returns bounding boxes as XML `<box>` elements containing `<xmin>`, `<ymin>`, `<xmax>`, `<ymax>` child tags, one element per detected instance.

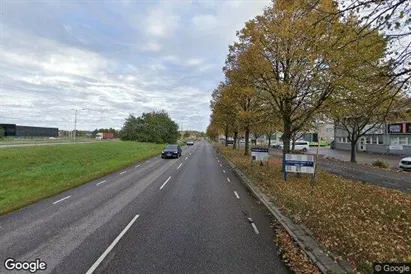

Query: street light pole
<box><xmin>74</xmin><ymin>109</ymin><xmax>78</xmax><ymax>141</ymax></box>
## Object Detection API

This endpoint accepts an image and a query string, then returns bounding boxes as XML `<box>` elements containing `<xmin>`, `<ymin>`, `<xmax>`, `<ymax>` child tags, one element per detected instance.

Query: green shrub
<box><xmin>372</xmin><ymin>160</ymin><xmax>389</xmax><ymax>169</ymax></box>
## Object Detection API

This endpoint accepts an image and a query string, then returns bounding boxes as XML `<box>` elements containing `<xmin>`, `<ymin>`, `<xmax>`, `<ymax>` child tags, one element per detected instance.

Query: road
<box><xmin>0</xmin><ymin>140</ymin><xmax>288</xmax><ymax>274</ymax></box>
<box><xmin>306</xmin><ymin>147</ymin><xmax>403</xmax><ymax>168</ymax></box>
<box><xmin>270</xmin><ymin>149</ymin><xmax>411</xmax><ymax>194</ymax></box>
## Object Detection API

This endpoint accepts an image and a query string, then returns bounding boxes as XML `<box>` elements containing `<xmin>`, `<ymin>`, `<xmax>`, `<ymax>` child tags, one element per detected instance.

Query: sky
<box><xmin>0</xmin><ymin>0</ymin><xmax>271</xmax><ymax>131</ymax></box>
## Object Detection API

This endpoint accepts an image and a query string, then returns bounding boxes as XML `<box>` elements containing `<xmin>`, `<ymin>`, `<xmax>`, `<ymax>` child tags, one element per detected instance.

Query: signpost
<box><xmin>284</xmin><ymin>154</ymin><xmax>315</xmax><ymax>181</ymax></box>
<box><xmin>251</xmin><ymin>147</ymin><xmax>269</xmax><ymax>165</ymax></box>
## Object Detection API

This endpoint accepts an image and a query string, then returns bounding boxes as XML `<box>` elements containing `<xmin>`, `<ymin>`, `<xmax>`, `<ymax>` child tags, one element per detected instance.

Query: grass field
<box><xmin>218</xmin><ymin>145</ymin><xmax>411</xmax><ymax>273</ymax></box>
<box><xmin>0</xmin><ymin>137</ymin><xmax>97</xmax><ymax>145</ymax></box>
<box><xmin>0</xmin><ymin>141</ymin><xmax>164</xmax><ymax>215</ymax></box>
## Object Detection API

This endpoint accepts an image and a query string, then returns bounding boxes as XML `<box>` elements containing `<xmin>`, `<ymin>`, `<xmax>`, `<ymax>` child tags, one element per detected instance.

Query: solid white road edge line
<box><xmin>234</xmin><ymin>191</ymin><xmax>240</xmax><ymax>199</ymax></box>
<box><xmin>227</xmin><ymin>177</ymin><xmax>231</xmax><ymax>182</ymax></box>
<box><xmin>53</xmin><ymin>196</ymin><xmax>71</xmax><ymax>205</ymax></box>
<box><xmin>251</xmin><ymin>223</ymin><xmax>260</xmax><ymax>234</ymax></box>
<box><xmin>177</xmin><ymin>163</ymin><xmax>182</xmax><ymax>170</ymax></box>
<box><xmin>120</xmin><ymin>171</ymin><xmax>127</xmax><ymax>175</ymax></box>
<box><xmin>85</xmin><ymin>214</ymin><xmax>140</xmax><ymax>274</ymax></box>
<box><xmin>96</xmin><ymin>180</ymin><xmax>106</xmax><ymax>186</ymax></box>
<box><xmin>160</xmin><ymin>176</ymin><xmax>172</xmax><ymax>190</ymax></box>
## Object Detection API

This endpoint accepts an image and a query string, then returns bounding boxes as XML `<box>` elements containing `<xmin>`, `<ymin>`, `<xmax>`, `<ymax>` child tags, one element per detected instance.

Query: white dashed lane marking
<box><xmin>96</xmin><ymin>180</ymin><xmax>106</xmax><ymax>186</ymax></box>
<box><xmin>53</xmin><ymin>196</ymin><xmax>71</xmax><ymax>205</ymax></box>
<box><xmin>160</xmin><ymin>177</ymin><xmax>172</xmax><ymax>190</ymax></box>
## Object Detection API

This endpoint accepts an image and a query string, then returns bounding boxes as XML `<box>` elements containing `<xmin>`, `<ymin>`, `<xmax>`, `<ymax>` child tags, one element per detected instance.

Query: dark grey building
<box><xmin>0</xmin><ymin>124</ymin><xmax>59</xmax><ymax>138</ymax></box>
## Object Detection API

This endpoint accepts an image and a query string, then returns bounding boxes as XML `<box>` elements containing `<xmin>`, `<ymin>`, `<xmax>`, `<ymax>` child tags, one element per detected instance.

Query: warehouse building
<box><xmin>0</xmin><ymin>124</ymin><xmax>59</xmax><ymax>138</ymax></box>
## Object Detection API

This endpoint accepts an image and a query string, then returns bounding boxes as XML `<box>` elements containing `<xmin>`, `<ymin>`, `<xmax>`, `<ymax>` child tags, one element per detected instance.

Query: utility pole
<box><xmin>74</xmin><ymin>109</ymin><xmax>78</xmax><ymax>141</ymax></box>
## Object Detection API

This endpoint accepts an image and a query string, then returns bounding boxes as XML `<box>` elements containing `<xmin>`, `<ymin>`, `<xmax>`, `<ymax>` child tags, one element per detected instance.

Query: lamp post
<box><xmin>70</xmin><ymin>108</ymin><xmax>88</xmax><ymax>141</ymax></box>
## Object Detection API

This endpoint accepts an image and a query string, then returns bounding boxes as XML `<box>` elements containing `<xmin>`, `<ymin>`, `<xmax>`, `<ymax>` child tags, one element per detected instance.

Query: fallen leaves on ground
<box><xmin>275</xmin><ymin>225</ymin><xmax>321</xmax><ymax>274</ymax></box>
<box><xmin>220</xmin><ymin>146</ymin><xmax>411</xmax><ymax>273</ymax></box>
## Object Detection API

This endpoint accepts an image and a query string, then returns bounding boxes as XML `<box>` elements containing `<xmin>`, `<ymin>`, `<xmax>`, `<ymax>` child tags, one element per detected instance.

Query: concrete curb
<box><xmin>220</xmin><ymin>154</ymin><xmax>354</xmax><ymax>274</ymax></box>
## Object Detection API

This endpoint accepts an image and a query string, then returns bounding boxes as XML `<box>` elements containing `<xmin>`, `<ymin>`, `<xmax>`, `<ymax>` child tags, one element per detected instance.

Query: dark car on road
<box><xmin>161</xmin><ymin>145</ymin><xmax>182</xmax><ymax>159</ymax></box>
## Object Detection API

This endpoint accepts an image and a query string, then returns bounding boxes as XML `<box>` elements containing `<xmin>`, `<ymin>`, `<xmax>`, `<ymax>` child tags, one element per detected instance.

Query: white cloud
<box><xmin>143</xmin><ymin>8</ymin><xmax>180</xmax><ymax>38</ymax></box>
<box><xmin>139</xmin><ymin>41</ymin><xmax>162</xmax><ymax>52</ymax></box>
<box><xmin>186</xmin><ymin>58</ymin><xmax>203</xmax><ymax>66</ymax></box>
<box><xmin>192</xmin><ymin>14</ymin><xmax>218</xmax><ymax>31</ymax></box>
<box><xmin>0</xmin><ymin>0</ymin><xmax>272</xmax><ymax>131</ymax></box>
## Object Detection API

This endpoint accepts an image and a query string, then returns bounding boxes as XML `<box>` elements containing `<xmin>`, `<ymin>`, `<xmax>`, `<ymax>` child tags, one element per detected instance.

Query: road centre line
<box><xmin>234</xmin><ymin>191</ymin><xmax>240</xmax><ymax>199</ymax></box>
<box><xmin>227</xmin><ymin>177</ymin><xmax>231</xmax><ymax>182</ymax></box>
<box><xmin>177</xmin><ymin>163</ymin><xmax>182</xmax><ymax>170</ymax></box>
<box><xmin>185</xmin><ymin>157</ymin><xmax>188</xmax><ymax>160</ymax></box>
<box><xmin>53</xmin><ymin>196</ymin><xmax>71</xmax><ymax>205</ymax></box>
<box><xmin>219</xmin><ymin>164</ymin><xmax>222</xmax><ymax>167</ymax></box>
<box><xmin>160</xmin><ymin>176</ymin><xmax>172</xmax><ymax>190</ymax></box>
<box><xmin>223</xmin><ymin>170</ymin><xmax>226</xmax><ymax>173</ymax></box>
<box><xmin>96</xmin><ymin>180</ymin><xmax>106</xmax><ymax>186</ymax></box>
<box><xmin>85</xmin><ymin>214</ymin><xmax>140</xmax><ymax>274</ymax></box>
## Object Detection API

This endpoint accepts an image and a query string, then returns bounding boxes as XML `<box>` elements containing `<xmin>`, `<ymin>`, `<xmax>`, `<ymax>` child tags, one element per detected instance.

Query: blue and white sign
<box><xmin>251</xmin><ymin>148</ymin><xmax>269</xmax><ymax>162</ymax></box>
<box><xmin>285</xmin><ymin>154</ymin><xmax>315</xmax><ymax>174</ymax></box>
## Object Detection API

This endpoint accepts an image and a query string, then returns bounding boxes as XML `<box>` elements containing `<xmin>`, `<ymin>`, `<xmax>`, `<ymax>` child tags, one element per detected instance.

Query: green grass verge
<box><xmin>0</xmin><ymin>141</ymin><xmax>164</xmax><ymax>215</ymax></box>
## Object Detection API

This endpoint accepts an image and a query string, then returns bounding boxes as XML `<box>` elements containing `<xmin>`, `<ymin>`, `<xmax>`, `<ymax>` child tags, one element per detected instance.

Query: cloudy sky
<box><xmin>0</xmin><ymin>0</ymin><xmax>271</xmax><ymax>131</ymax></box>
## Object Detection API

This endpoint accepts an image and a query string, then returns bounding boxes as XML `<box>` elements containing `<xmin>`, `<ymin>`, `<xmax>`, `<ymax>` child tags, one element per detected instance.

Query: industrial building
<box><xmin>334</xmin><ymin>122</ymin><xmax>411</xmax><ymax>155</ymax></box>
<box><xmin>0</xmin><ymin>124</ymin><xmax>59</xmax><ymax>138</ymax></box>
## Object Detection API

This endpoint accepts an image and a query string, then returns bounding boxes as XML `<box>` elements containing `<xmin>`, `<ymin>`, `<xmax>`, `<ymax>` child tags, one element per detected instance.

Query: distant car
<box><xmin>227</xmin><ymin>138</ymin><xmax>234</xmax><ymax>145</ymax></box>
<box><xmin>49</xmin><ymin>137</ymin><xmax>56</xmax><ymax>140</ymax></box>
<box><xmin>161</xmin><ymin>145</ymin><xmax>182</xmax><ymax>159</ymax></box>
<box><xmin>187</xmin><ymin>140</ymin><xmax>194</xmax><ymax>146</ymax></box>
<box><xmin>399</xmin><ymin>157</ymin><xmax>411</xmax><ymax>171</ymax></box>
<box><xmin>271</xmin><ymin>142</ymin><xmax>283</xmax><ymax>148</ymax></box>
<box><xmin>279</xmin><ymin>141</ymin><xmax>310</xmax><ymax>152</ymax></box>
<box><xmin>240</xmin><ymin>139</ymin><xmax>245</xmax><ymax>144</ymax></box>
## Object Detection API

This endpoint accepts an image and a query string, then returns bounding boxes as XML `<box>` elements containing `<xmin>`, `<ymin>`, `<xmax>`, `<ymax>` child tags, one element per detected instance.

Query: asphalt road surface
<box><xmin>270</xmin><ymin>149</ymin><xmax>411</xmax><ymax>194</ymax></box>
<box><xmin>0</xmin><ymin>140</ymin><xmax>288</xmax><ymax>274</ymax></box>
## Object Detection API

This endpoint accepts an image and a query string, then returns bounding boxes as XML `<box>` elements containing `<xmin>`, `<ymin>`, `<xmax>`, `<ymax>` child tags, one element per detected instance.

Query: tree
<box><xmin>210</xmin><ymin>82</ymin><xmax>238</xmax><ymax>147</ymax></box>
<box><xmin>120</xmin><ymin>111</ymin><xmax>179</xmax><ymax>144</ymax></box>
<box><xmin>318</xmin><ymin>1</ymin><xmax>411</xmax><ymax>90</ymax></box>
<box><xmin>183</xmin><ymin>132</ymin><xmax>190</xmax><ymax>138</ymax></box>
<box><xmin>226</xmin><ymin>0</ymin><xmax>347</xmax><ymax>168</ymax></box>
<box><xmin>325</xmin><ymin>16</ymin><xmax>407</xmax><ymax>163</ymax></box>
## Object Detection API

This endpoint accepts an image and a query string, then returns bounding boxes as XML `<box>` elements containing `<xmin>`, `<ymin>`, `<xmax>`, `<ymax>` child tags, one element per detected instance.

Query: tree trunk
<box><xmin>291</xmin><ymin>132</ymin><xmax>297</xmax><ymax>150</ymax></box>
<box><xmin>282</xmin><ymin>125</ymin><xmax>292</xmax><ymax>173</ymax></box>
<box><xmin>350</xmin><ymin>140</ymin><xmax>357</xmax><ymax>163</ymax></box>
<box><xmin>267</xmin><ymin>133</ymin><xmax>272</xmax><ymax>148</ymax></box>
<box><xmin>233</xmin><ymin>131</ymin><xmax>238</xmax><ymax>150</ymax></box>
<box><xmin>224</xmin><ymin>124</ymin><xmax>228</xmax><ymax>147</ymax></box>
<box><xmin>244</xmin><ymin>128</ymin><xmax>250</xmax><ymax>156</ymax></box>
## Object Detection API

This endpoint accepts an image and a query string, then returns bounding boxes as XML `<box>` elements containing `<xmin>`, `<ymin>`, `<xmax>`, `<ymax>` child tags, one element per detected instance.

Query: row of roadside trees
<box><xmin>207</xmin><ymin>0</ymin><xmax>410</xmax><ymax>164</ymax></box>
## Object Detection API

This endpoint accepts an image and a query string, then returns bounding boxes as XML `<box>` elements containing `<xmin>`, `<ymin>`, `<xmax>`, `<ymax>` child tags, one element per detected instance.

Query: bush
<box><xmin>372</xmin><ymin>160</ymin><xmax>389</xmax><ymax>169</ymax></box>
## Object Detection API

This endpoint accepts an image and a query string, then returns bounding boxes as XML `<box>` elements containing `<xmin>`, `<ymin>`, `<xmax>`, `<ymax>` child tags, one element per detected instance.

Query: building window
<box><xmin>399</xmin><ymin>137</ymin><xmax>408</xmax><ymax>145</ymax></box>
<box><xmin>366</xmin><ymin>136</ymin><xmax>372</xmax><ymax>144</ymax></box>
<box><xmin>390</xmin><ymin>137</ymin><xmax>399</xmax><ymax>145</ymax></box>
<box><xmin>377</xmin><ymin>136</ymin><xmax>384</xmax><ymax>145</ymax></box>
